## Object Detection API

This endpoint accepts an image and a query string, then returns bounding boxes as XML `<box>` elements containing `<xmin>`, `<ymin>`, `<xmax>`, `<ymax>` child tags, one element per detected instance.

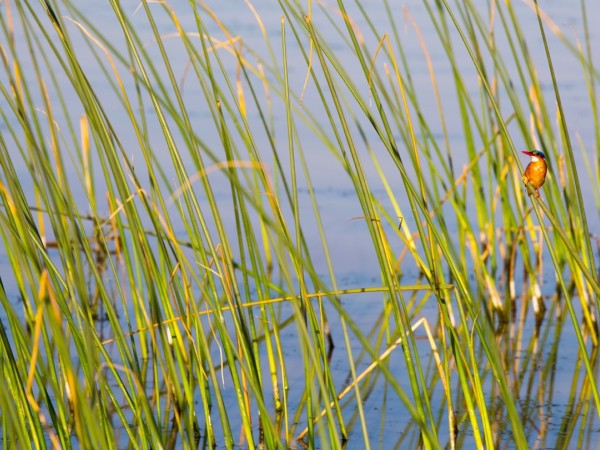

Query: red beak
<box><xmin>522</xmin><ymin>151</ymin><xmax>534</xmax><ymax>156</ymax></box>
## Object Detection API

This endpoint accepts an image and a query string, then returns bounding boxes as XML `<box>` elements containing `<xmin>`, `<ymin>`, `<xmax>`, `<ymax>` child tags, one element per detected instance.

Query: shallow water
<box><xmin>1</xmin><ymin>0</ymin><xmax>600</xmax><ymax>448</ymax></box>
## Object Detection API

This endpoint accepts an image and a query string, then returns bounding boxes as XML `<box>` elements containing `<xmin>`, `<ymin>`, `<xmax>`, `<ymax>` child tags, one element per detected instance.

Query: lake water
<box><xmin>1</xmin><ymin>0</ymin><xmax>600</xmax><ymax>448</ymax></box>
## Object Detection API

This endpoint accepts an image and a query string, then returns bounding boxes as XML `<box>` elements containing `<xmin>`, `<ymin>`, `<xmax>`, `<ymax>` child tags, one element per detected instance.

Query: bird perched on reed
<box><xmin>521</xmin><ymin>150</ymin><xmax>547</xmax><ymax>198</ymax></box>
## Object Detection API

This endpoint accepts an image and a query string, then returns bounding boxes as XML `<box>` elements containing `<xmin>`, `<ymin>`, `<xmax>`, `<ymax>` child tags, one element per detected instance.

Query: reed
<box><xmin>0</xmin><ymin>0</ymin><xmax>598</xmax><ymax>448</ymax></box>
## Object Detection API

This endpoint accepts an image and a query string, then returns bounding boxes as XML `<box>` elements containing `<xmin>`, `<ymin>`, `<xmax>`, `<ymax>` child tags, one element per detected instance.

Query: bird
<box><xmin>521</xmin><ymin>150</ymin><xmax>547</xmax><ymax>198</ymax></box>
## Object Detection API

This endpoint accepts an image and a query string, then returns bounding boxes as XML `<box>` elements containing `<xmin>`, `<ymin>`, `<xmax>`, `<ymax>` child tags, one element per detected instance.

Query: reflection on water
<box><xmin>1</xmin><ymin>0</ymin><xmax>600</xmax><ymax>448</ymax></box>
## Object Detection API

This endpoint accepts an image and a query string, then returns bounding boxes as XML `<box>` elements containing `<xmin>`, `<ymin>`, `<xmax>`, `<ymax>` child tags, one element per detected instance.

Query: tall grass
<box><xmin>0</xmin><ymin>0</ymin><xmax>598</xmax><ymax>448</ymax></box>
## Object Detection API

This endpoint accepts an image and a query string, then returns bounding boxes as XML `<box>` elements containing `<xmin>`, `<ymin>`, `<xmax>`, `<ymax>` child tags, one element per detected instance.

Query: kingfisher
<box><xmin>521</xmin><ymin>150</ymin><xmax>547</xmax><ymax>198</ymax></box>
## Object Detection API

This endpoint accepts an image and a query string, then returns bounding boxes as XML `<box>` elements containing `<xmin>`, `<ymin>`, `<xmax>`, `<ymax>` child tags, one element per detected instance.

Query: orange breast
<box><xmin>523</xmin><ymin>160</ymin><xmax>547</xmax><ymax>189</ymax></box>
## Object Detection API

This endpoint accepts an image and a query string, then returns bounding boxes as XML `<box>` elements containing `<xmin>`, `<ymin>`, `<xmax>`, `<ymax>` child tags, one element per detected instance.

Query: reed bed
<box><xmin>0</xmin><ymin>0</ymin><xmax>598</xmax><ymax>448</ymax></box>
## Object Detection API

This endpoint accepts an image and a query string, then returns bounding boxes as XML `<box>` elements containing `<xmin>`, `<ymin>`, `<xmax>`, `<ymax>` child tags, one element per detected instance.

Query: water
<box><xmin>1</xmin><ymin>0</ymin><xmax>600</xmax><ymax>448</ymax></box>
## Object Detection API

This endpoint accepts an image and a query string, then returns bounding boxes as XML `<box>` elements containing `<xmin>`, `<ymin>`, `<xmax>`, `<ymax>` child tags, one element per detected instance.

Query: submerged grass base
<box><xmin>0</xmin><ymin>0</ymin><xmax>599</xmax><ymax>448</ymax></box>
